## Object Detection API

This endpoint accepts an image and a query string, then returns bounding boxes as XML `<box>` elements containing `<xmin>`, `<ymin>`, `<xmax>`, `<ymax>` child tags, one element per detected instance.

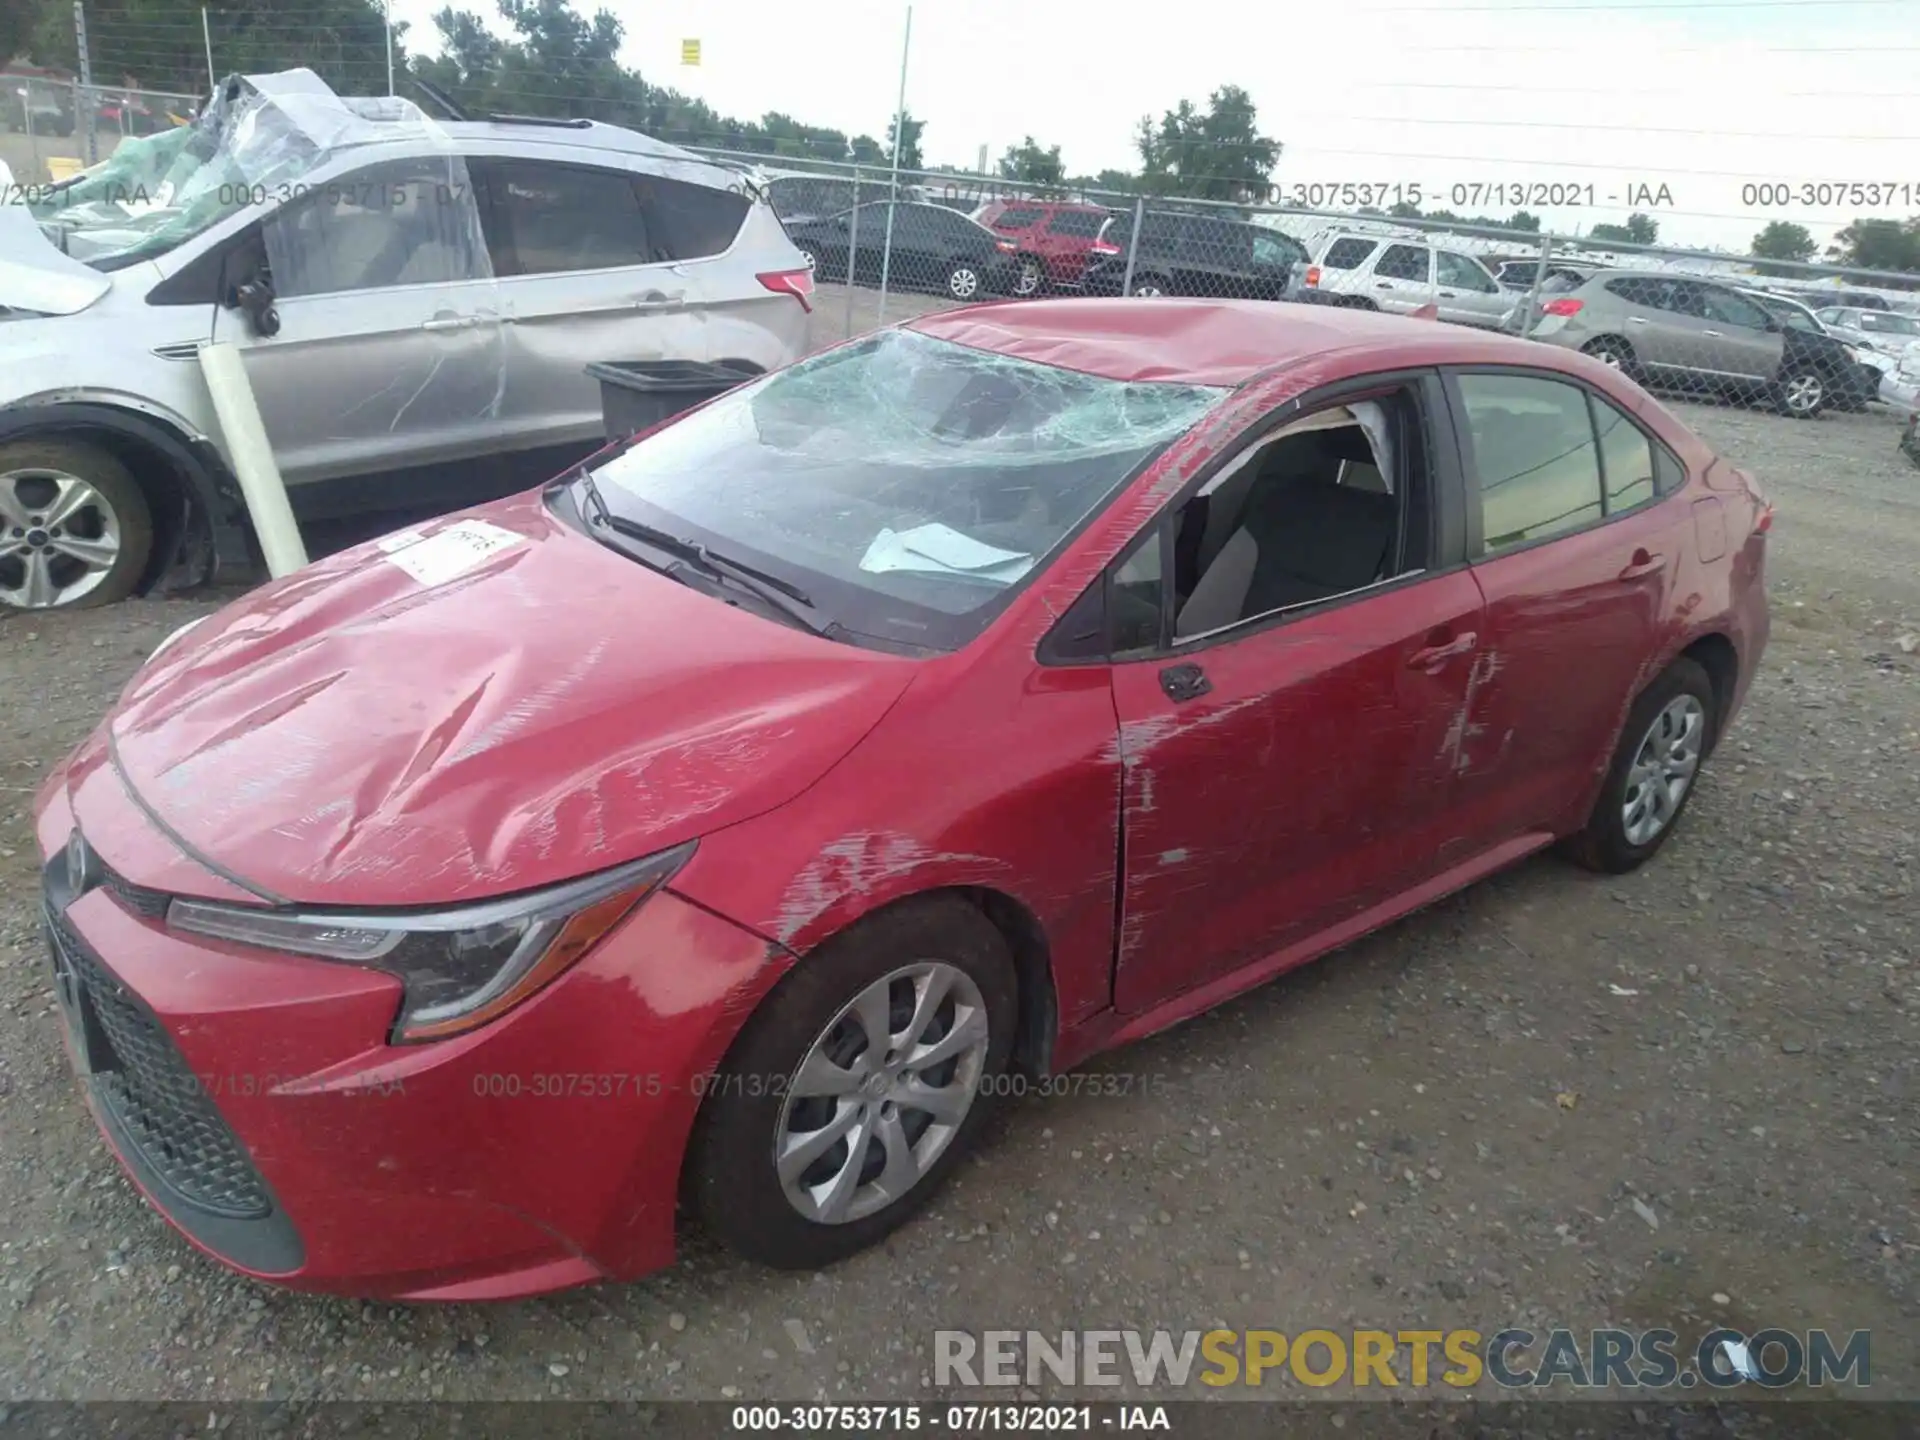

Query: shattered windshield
<box><xmin>25</xmin><ymin>74</ymin><xmax>423</xmax><ymax>271</ymax></box>
<box><xmin>585</xmin><ymin>329</ymin><xmax>1225</xmax><ymax>651</ymax></box>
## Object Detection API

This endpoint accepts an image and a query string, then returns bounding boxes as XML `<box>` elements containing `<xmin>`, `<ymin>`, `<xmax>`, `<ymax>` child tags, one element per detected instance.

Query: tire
<box><xmin>1777</xmin><ymin>368</ymin><xmax>1827</xmax><ymax>419</ymax></box>
<box><xmin>1582</xmin><ymin>337</ymin><xmax>1638</xmax><ymax>376</ymax></box>
<box><xmin>946</xmin><ymin>261</ymin><xmax>985</xmax><ymax>302</ymax></box>
<box><xmin>687</xmin><ymin>895</ymin><xmax>1018</xmax><ymax>1270</ymax></box>
<box><xmin>1011</xmin><ymin>255</ymin><xmax>1045</xmax><ymax>298</ymax></box>
<box><xmin>0</xmin><ymin>438</ymin><xmax>153</xmax><ymax>612</ymax></box>
<box><xmin>1564</xmin><ymin>657</ymin><xmax>1717</xmax><ymax>874</ymax></box>
<box><xmin>794</xmin><ymin>243</ymin><xmax>824</xmax><ymax>278</ymax></box>
<box><xmin>1128</xmin><ymin>274</ymin><xmax>1172</xmax><ymax>298</ymax></box>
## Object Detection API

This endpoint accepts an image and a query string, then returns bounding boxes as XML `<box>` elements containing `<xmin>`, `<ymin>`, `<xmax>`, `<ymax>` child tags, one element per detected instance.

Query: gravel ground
<box><xmin>0</xmin><ymin>383</ymin><xmax>1914</xmax><ymax>1410</ymax></box>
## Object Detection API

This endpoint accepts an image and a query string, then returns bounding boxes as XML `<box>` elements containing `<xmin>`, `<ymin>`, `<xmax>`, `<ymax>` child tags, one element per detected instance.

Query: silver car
<box><xmin>1525</xmin><ymin>269</ymin><xmax>1865</xmax><ymax>418</ymax></box>
<box><xmin>1812</xmin><ymin>304</ymin><xmax>1920</xmax><ymax>371</ymax></box>
<box><xmin>1300</xmin><ymin>231</ymin><xmax>1516</xmax><ymax>330</ymax></box>
<box><xmin>0</xmin><ymin>70</ymin><xmax>813</xmax><ymax>611</ymax></box>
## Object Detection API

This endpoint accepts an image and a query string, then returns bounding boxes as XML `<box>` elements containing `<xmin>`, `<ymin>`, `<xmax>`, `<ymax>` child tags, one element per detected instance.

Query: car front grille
<box><xmin>46</xmin><ymin>905</ymin><xmax>272</xmax><ymax>1220</ymax></box>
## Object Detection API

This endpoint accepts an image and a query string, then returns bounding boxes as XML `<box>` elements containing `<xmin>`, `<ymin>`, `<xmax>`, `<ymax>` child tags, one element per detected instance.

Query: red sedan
<box><xmin>35</xmin><ymin>300</ymin><xmax>1770</xmax><ymax>1299</ymax></box>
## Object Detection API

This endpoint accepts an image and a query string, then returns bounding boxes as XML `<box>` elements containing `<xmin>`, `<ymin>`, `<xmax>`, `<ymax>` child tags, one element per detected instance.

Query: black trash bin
<box><xmin>586</xmin><ymin>359</ymin><xmax>762</xmax><ymax>442</ymax></box>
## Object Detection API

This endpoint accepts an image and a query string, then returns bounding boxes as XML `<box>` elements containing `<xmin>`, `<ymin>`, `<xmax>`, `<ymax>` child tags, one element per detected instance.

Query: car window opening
<box><xmin>1167</xmin><ymin>396</ymin><xmax>1423</xmax><ymax>642</ymax></box>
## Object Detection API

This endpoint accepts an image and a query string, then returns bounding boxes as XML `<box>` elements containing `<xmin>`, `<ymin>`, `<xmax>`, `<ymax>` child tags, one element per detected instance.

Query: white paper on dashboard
<box><xmin>859</xmin><ymin>523</ymin><xmax>1034</xmax><ymax>582</ymax></box>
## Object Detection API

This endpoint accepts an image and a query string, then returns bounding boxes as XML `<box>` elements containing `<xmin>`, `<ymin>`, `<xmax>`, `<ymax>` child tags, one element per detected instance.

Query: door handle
<box><xmin>1438</xmin><ymin>290</ymin><xmax>1456</xmax><ymax>298</ymax></box>
<box><xmin>420</xmin><ymin>315</ymin><xmax>478</xmax><ymax>332</ymax></box>
<box><xmin>1407</xmin><ymin>630</ymin><xmax>1478</xmax><ymax>670</ymax></box>
<box><xmin>1618</xmin><ymin>548</ymin><xmax>1664</xmax><ymax>581</ymax></box>
<box><xmin>1158</xmin><ymin>663</ymin><xmax>1212</xmax><ymax>703</ymax></box>
<box><xmin>1702</xmin><ymin>329</ymin><xmax>1724</xmax><ymax>338</ymax></box>
<box><xmin>1375</xmin><ymin>281</ymin><xmax>1393</xmax><ymax>289</ymax></box>
<box><xmin>630</xmin><ymin>295</ymin><xmax>688</xmax><ymax>311</ymax></box>
<box><xmin>1627</xmin><ymin>316</ymin><xmax>1648</xmax><ymax>325</ymax></box>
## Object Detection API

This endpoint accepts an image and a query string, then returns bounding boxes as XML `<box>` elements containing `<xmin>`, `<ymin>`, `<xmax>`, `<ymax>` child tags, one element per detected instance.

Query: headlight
<box><xmin>166</xmin><ymin>842</ymin><xmax>695</xmax><ymax>1042</ymax></box>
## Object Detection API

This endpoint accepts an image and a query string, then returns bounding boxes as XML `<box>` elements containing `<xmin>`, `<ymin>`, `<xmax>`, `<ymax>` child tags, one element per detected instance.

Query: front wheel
<box><xmin>1582</xmin><ymin>337</ymin><xmax>1638</xmax><ymax>376</ymax></box>
<box><xmin>0</xmin><ymin>438</ymin><xmax>153</xmax><ymax>612</ymax></box>
<box><xmin>1565</xmin><ymin>657</ymin><xmax>1716</xmax><ymax>874</ymax></box>
<box><xmin>1011</xmin><ymin>256</ymin><xmax>1044</xmax><ymax>297</ymax></box>
<box><xmin>687</xmin><ymin>896</ymin><xmax>1018</xmax><ymax>1270</ymax></box>
<box><xmin>1777</xmin><ymin>368</ymin><xmax>1827</xmax><ymax>418</ymax></box>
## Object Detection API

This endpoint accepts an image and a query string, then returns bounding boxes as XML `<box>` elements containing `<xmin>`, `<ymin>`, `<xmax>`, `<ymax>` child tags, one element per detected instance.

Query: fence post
<box><xmin>844</xmin><ymin>167</ymin><xmax>862</xmax><ymax>340</ymax></box>
<box><xmin>73</xmin><ymin>0</ymin><xmax>97</xmax><ymax>166</ymax></box>
<box><xmin>202</xmin><ymin>8</ymin><xmax>216</xmax><ymax>93</ymax></box>
<box><xmin>1516</xmin><ymin>232</ymin><xmax>1555</xmax><ymax>339</ymax></box>
<box><xmin>1119</xmin><ymin>196</ymin><xmax>1144</xmax><ymax>298</ymax></box>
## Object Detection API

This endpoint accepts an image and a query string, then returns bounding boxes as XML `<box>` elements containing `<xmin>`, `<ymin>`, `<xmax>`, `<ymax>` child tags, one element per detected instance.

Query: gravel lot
<box><xmin>0</xmin><ymin>343</ymin><xmax>1915</xmax><ymax>1414</ymax></box>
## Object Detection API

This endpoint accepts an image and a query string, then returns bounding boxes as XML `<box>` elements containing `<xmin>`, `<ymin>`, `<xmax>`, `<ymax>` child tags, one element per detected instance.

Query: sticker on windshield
<box><xmin>859</xmin><ymin>523</ymin><xmax>1034</xmax><ymax>582</ymax></box>
<box><xmin>382</xmin><ymin>519</ymin><xmax>525</xmax><ymax>586</ymax></box>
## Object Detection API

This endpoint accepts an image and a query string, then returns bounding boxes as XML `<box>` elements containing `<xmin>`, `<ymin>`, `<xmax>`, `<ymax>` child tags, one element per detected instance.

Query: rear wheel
<box><xmin>688</xmin><ymin>897</ymin><xmax>1017</xmax><ymax>1270</ymax></box>
<box><xmin>1129</xmin><ymin>274</ymin><xmax>1172</xmax><ymax>298</ymax></box>
<box><xmin>0</xmin><ymin>438</ymin><xmax>153</xmax><ymax>612</ymax></box>
<box><xmin>1565</xmin><ymin>657</ymin><xmax>1716</xmax><ymax>873</ymax></box>
<box><xmin>1011</xmin><ymin>255</ymin><xmax>1045</xmax><ymax>297</ymax></box>
<box><xmin>1582</xmin><ymin>336</ymin><xmax>1638</xmax><ymax>376</ymax></box>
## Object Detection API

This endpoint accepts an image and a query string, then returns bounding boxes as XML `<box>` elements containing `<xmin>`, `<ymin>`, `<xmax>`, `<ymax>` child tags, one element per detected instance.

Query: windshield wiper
<box><xmin>571</xmin><ymin>469</ymin><xmax>827</xmax><ymax>632</ymax></box>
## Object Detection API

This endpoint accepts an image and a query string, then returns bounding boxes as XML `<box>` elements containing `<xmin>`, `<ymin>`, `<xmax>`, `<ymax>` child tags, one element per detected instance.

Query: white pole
<box><xmin>198</xmin><ymin>344</ymin><xmax>310</xmax><ymax>577</ymax></box>
<box><xmin>385</xmin><ymin>0</ymin><xmax>396</xmax><ymax>95</ymax></box>
<box><xmin>201</xmin><ymin>7</ymin><xmax>215</xmax><ymax>93</ymax></box>
<box><xmin>874</xmin><ymin>4</ymin><xmax>911</xmax><ymax>325</ymax></box>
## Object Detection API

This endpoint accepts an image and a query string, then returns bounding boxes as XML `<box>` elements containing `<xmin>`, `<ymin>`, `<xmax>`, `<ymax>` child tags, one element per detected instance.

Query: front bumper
<box><xmin>35</xmin><ymin>779</ymin><xmax>785</xmax><ymax>1300</ymax></box>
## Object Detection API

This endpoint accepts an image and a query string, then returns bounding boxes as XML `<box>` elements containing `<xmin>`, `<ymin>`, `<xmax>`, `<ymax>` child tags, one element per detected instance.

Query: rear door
<box><xmin>472</xmin><ymin>156</ymin><xmax>753</xmax><ymax>454</ymax></box>
<box><xmin>1440</xmin><ymin>367</ymin><xmax>1693</xmax><ymax>856</ymax></box>
<box><xmin>1040</xmin><ymin>207</ymin><xmax>1107</xmax><ymax>285</ymax></box>
<box><xmin>1367</xmin><ymin>242</ymin><xmax>1434</xmax><ymax>314</ymax></box>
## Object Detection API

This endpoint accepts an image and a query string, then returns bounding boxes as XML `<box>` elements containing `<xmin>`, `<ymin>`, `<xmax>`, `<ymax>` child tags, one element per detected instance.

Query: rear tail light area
<box><xmin>1091</xmin><ymin>240</ymin><xmax>1121</xmax><ymax>257</ymax></box>
<box><xmin>1304</xmin><ymin>265</ymin><xmax>1322</xmax><ymax>287</ymax></box>
<box><xmin>1754</xmin><ymin>502</ymin><xmax>1774</xmax><ymax>535</ymax></box>
<box><xmin>1542</xmin><ymin>298</ymin><xmax>1584</xmax><ymax>317</ymax></box>
<box><xmin>995</xmin><ymin>239</ymin><xmax>1018</xmax><ymax>253</ymax></box>
<box><xmin>758</xmin><ymin>267</ymin><xmax>815</xmax><ymax>313</ymax></box>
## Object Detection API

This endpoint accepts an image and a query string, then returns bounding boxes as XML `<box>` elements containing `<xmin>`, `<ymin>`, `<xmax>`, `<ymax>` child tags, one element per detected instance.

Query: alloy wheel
<box><xmin>949</xmin><ymin>267</ymin><xmax>982</xmax><ymax>301</ymax></box>
<box><xmin>774</xmin><ymin>962</ymin><xmax>991</xmax><ymax>1225</ymax></box>
<box><xmin>1783</xmin><ymin>373</ymin><xmax>1824</xmax><ymax>414</ymax></box>
<box><xmin>1013</xmin><ymin>259</ymin><xmax>1042</xmax><ymax>297</ymax></box>
<box><xmin>0</xmin><ymin>469</ymin><xmax>124</xmax><ymax>610</ymax></box>
<box><xmin>1621</xmin><ymin>694</ymin><xmax>1706</xmax><ymax>846</ymax></box>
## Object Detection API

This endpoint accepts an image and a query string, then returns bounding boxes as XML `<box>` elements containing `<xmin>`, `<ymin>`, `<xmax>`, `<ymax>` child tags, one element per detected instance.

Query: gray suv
<box><xmin>1525</xmin><ymin>270</ymin><xmax>1865</xmax><ymax>418</ymax></box>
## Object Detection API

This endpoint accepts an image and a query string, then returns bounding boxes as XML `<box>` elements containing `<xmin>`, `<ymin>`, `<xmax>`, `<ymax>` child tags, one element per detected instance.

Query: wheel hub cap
<box><xmin>0</xmin><ymin>468</ymin><xmax>123</xmax><ymax>610</ymax></box>
<box><xmin>1621</xmin><ymin>694</ymin><xmax>1706</xmax><ymax>846</ymax></box>
<box><xmin>774</xmin><ymin>961</ymin><xmax>991</xmax><ymax>1225</ymax></box>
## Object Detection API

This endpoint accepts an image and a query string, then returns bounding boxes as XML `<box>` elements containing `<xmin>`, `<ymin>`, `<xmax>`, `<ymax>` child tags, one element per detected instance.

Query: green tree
<box><xmin>1506</xmin><ymin>210</ymin><xmax>1541</xmax><ymax>233</ymax></box>
<box><xmin>1388</xmin><ymin>200</ymin><xmax>1422</xmax><ymax>219</ymax></box>
<box><xmin>1</xmin><ymin>0</ymin><xmax>46</xmax><ymax>67</ymax></box>
<box><xmin>1587</xmin><ymin>222</ymin><xmax>1634</xmax><ymax>245</ymax></box>
<box><xmin>1749</xmin><ymin>220</ymin><xmax>1817</xmax><ymax>277</ymax></box>
<box><xmin>998</xmin><ymin>135</ymin><xmax>1064</xmax><ymax>191</ymax></box>
<box><xmin>884</xmin><ymin>110</ymin><xmax>923</xmax><ymax>171</ymax></box>
<box><xmin>1830</xmin><ymin>217</ymin><xmax>1920</xmax><ymax>272</ymax></box>
<box><xmin>1136</xmin><ymin>85</ymin><xmax>1279</xmax><ymax>202</ymax></box>
<box><xmin>1626</xmin><ymin>212</ymin><xmax>1659</xmax><ymax>244</ymax></box>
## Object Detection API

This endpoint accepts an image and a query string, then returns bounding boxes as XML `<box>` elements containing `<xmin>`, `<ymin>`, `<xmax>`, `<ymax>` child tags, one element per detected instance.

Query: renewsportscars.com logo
<box><xmin>934</xmin><ymin>1328</ymin><xmax>1872</xmax><ymax>1390</ymax></box>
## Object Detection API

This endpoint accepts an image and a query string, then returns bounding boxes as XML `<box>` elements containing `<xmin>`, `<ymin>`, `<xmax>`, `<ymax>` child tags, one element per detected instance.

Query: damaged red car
<box><xmin>36</xmin><ymin>299</ymin><xmax>1770</xmax><ymax>1299</ymax></box>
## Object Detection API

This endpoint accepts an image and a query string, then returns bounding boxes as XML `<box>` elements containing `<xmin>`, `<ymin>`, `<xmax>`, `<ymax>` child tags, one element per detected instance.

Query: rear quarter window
<box><xmin>638</xmin><ymin>173</ymin><xmax>749</xmax><ymax>260</ymax></box>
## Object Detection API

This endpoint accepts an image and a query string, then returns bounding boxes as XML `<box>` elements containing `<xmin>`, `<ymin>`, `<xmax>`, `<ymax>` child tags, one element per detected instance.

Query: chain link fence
<box><xmin>0</xmin><ymin>71</ymin><xmax>198</xmax><ymax>182</ymax></box>
<box><xmin>690</xmin><ymin>148</ymin><xmax>1920</xmax><ymax>420</ymax></box>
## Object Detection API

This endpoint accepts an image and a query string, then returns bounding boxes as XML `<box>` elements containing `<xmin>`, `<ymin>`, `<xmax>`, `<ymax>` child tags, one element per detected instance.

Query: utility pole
<box><xmin>384</xmin><ymin>0</ymin><xmax>395</xmax><ymax>95</ymax></box>
<box><xmin>73</xmin><ymin>1</ymin><xmax>96</xmax><ymax>166</ymax></box>
<box><xmin>874</xmin><ymin>4</ymin><xmax>911</xmax><ymax>325</ymax></box>
<box><xmin>201</xmin><ymin>8</ymin><xmax>215</xmax><ymax>94</ymax></box>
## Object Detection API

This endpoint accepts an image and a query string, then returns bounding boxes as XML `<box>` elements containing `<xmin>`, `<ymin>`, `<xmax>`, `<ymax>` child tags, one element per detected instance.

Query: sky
<box><xmin>387</xmin><ymin>0</ymin><xmax>1920</xmax><ymax>254</ymax></box>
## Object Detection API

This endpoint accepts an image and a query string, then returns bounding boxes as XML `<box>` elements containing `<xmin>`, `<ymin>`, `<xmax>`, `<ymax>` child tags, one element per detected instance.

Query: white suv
<box><xmin>0</xmin><ymin>70</ymin><xmax>815</xmax><ymax>611</ymax></box>
<box><xmin>1300</xmin><ymin>231</ymin><xmax>1517</xmax><ymax>331</ymax></box>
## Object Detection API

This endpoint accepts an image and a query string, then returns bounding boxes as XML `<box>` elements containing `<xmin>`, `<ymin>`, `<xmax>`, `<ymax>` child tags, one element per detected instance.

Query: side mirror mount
<box><xmin>233</xmin><ymin>279</ymin><xmax>280</xmax><ymax>338</ymax></box>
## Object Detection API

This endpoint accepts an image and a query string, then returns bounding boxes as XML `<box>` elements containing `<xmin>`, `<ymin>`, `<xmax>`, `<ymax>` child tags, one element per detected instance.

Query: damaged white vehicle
<box><xmin>0</xmin><ymin>69</ymin><xmax>814</xmax><ymax>611</ymax></box>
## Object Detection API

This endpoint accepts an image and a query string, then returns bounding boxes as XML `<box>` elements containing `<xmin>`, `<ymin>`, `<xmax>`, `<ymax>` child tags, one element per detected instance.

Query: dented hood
<box><xmin>104</xmin><ymin>497</ymin><xmax>914</xmax><ymax>908</ymax></box>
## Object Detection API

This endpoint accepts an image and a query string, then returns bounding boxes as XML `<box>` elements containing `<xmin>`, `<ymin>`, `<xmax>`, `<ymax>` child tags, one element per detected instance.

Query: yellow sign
<box><xmin>680</xmin><ymin>39</ymin><xmax>701</xmax><ymax>65</ymax></box>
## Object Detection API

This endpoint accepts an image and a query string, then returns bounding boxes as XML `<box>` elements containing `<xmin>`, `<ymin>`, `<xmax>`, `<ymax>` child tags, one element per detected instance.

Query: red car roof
<box><xmin>908</xmin><ymin>298</ymin><xmax>1554</xmax><ymax>388</ymax></box>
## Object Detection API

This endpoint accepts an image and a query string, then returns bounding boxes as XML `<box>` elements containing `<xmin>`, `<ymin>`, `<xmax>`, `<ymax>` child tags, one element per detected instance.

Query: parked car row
<box><xmin>1299</xmin><ymin>232</ymin><xmax>1517</xmax><ymax>330</ymax></box>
